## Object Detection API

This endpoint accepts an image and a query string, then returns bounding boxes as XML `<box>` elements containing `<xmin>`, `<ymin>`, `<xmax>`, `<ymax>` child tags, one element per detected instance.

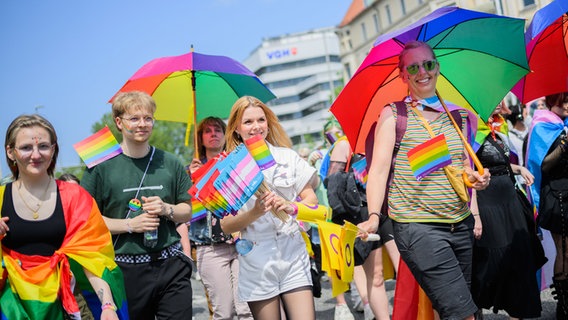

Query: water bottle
<box><xmin>144</xmin><ymin>229</ymin><xmax>158</xmax><ymax>248</ymax></box>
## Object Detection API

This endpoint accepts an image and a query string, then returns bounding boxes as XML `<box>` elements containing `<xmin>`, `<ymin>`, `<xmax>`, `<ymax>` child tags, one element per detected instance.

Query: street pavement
<box><xmin>190</xmin><ymin>272</ymin><xmax>557</xmax><ymax>319</ymax></box>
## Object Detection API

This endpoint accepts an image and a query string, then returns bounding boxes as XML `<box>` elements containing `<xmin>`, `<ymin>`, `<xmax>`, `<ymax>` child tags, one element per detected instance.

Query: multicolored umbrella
<box><xmin>111</xmin><ymin>47</ymin><xmax>276</xmax><ymax>148</ymax></box>
<box><xmin>330</xmin><ymin>6</ymin><xmax>529</xmax><ymax>155</ymax></box>
<box><xmin>512</xmin><ymin>0</ymin><xmax>568</xmax><ymax>104</ymax></box>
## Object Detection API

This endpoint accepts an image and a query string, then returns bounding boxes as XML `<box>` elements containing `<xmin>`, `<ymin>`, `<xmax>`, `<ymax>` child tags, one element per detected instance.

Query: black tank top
<box><xmin>2</xmin><ymin>183</ymin><xmax>66</xmax><ymax>256</ymax></box>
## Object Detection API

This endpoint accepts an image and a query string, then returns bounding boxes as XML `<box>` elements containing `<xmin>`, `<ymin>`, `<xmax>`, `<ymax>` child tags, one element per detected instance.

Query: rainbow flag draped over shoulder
<box><xmin>0</xmin><ymin>181</ymin><xmax>129</xmax><ymax>319</ymax></box>
<box><xmin>73</xmin><ymin>126</ymin><xmax>122</xmax><ymax>168</ymax></box>
<box><xmin>526</xmin><ymin>109</ymin><xmax>568</xmax><ymax>290</ymax></box>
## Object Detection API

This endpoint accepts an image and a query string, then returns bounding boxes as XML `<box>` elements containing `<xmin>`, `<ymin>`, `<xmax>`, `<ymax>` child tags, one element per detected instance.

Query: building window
<box><xmin>361</xmin><ymin>22</ymin><xmax>368</xmax><ymax>41</ymax></box>
<box><xmin>344</xmin><ymin>63</ymin><xmax>352</xmax><ymax>79</ymax></box>
<box><xmin>400</xmin><ymin>0</ymin><xmax>406</xmax><ymax>15</ymax></box>
<box><xmin>385</xmin><ymin>5</ymin><xmax>392</xmax><ymax>25</ymax></box>
<box><xmin>373</xmin><ymin>13</ymin><xmax>380</xmax><ymax>33</ymax></box>
<box><xmin>523</xmin><ymin>0</ymin><xmax>535</xmax><ymax>6</ymax></box>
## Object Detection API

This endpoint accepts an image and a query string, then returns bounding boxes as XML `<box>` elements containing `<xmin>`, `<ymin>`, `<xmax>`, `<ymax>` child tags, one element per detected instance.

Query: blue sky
<box><xmin>0</xmin><ymin>0</ymin><xmax>351</xmax><ymax>178</ymax></box>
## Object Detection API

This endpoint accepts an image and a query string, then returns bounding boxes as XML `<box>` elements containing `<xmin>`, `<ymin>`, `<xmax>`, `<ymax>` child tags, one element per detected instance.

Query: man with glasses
<box><xmin>81</xmin><ymin>91</ymin><xmax>193</xmax><ymax>320</ymax></box>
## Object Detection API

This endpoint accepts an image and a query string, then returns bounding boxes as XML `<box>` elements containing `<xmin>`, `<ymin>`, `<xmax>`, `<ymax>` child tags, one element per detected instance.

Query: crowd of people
<box><xmin>1</xmin><ymin>40</ymin><xmax>567</xmax><ymax>320</ymax></box>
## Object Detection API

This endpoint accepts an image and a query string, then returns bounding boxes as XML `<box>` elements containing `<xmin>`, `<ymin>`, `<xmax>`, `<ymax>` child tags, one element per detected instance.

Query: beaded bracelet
<box><xmin>101</xmin><ymin>302</ymin><xmax>117</xmax><ymax>312</ymax></box>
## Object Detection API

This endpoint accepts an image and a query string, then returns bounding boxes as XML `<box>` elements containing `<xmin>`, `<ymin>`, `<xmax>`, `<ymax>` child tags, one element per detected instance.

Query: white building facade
<box><xmin>243</xmin><ymin>28</ymin><xmax>343</xmax><ymax>148</ymax></box>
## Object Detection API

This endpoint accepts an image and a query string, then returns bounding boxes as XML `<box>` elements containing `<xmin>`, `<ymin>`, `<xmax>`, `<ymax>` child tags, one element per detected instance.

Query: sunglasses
<box><xmin>405</xmin><ymin>60</ymin><xmax>438</xmax><ymax>75</ymax></box>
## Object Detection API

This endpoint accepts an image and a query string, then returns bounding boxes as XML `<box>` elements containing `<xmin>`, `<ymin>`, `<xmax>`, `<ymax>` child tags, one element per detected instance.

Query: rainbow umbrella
<box><xmin>330</xmin><ymin>6</ymin><xmax>529</xmax><ymax>157</ymax></box>
<box><xmin>110</xmin><ymin>47</ymin><xmax>276</xmax><ymax>151</ymax></box>
<box><xmin>512</xmin><ymin>0</ymin><xmax>568</xmax><ymax>103</ymax></box>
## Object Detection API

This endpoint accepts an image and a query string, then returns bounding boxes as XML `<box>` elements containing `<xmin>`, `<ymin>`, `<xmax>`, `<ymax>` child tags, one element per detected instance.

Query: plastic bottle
<box><xmin>144</xmin><ymin>229</ymin><xmax>158</xmax><ymax>248</ymax></box>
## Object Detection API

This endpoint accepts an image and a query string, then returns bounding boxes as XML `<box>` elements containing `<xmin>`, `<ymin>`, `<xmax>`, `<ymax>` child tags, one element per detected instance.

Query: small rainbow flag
<box><xmin>407</xmin><ymin>134</ymin><xmax>452</xmax><ymax>181</ymax></box>
<box><xmin>244</xmin><ymin>135</ymin><xmax>276</xmax><ymax>170</ymax></box>
<box><xmin>73</xmin><ymin>126</ymin><xmax>122</xmax><ymax>168</ymax></box>
<box><xmin>191</xmin><ymin>198</ymin><xmax>207</xmax><ymax>222</ymax></box>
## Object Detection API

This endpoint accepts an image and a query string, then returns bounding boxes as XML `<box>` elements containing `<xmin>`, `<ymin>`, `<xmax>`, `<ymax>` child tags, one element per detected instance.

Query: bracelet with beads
<box><xmin>101</xmin><ymin>302</ymin><xmax>117</xmax><ymax>312</ymax></box>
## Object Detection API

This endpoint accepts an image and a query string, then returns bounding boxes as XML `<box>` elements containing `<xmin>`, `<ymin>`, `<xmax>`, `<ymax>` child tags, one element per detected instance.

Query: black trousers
<box><xmin>118</xmin><ymin>254</ymin><xmax>193</xmax><ymax>320</ymax></box>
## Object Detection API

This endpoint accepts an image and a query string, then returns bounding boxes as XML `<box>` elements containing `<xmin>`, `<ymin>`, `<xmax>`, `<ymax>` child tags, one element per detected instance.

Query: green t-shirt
<box><xmin>81</xmin><ymin>147</ymin><xmax>192</xmax><ymax>255</ymax></box>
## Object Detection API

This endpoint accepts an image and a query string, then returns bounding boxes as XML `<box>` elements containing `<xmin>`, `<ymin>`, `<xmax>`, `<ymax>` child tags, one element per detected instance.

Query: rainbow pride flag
<box><xmin>244</xmin><ymin>135</ymin><xmax>276</xmax><ymax>170</ymax></box>
<box><xmin>407</xmin><ymin>134</ymin><xmax>452</xmax><ymax>181</ymax></box>
<box><xmin>73</xmin><ymin>126</ymin><xmax>122</xmax><ymax>168</ymax></box>
<box><xmin>191</xmin><ymin>198</ymin><xmax>207</xmax><ymax>222</ymax></box>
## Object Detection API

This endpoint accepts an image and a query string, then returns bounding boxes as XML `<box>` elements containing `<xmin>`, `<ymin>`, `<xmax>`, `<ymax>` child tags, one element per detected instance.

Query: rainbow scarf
<box><xmin>0</xmin><ymin>181</ymin><xmax>129</xmax><ymax>319</ymax></box>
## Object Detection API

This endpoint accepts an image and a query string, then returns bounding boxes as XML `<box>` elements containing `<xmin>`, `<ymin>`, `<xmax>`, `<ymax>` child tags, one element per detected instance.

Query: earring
<box><xmin>12</xmin><ymin>160</ymin><xmax>16</xmax><ymax>166</ymax></box>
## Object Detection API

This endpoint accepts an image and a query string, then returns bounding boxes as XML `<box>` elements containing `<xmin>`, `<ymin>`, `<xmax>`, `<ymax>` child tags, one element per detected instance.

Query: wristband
<box><xmin>472</xmin><ymin>213</ymin><xmax>480</xmax><ymax>216</ymax></box>
<box><xmin>101</xmin><ymin>302</ymin><xmax>117</xmax><ymax>312</ymax></box>
<box><xmin>168</xmin><ymin>205</ymin><xmax>175</xmax><ymax>220</ymax></box>
<box><xmin>369</xmin><ymin>212</ymin><xmax>380</xmax><ymax>219</ymax></box>
<box><xmin>126</xmin><ymin>219</ymin><xmax>133</xmax><ymax>234</ymax></box>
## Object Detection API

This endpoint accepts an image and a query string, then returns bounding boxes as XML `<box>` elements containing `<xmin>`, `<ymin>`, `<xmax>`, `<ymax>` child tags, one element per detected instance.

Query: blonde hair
<box><xmin>111</xmin><ymin>91</ymin><xmax>156</xmax><ymax>131</ymax></box>
<box><xmin>225</xmin><ymin>96</ymin><xmax>292</xmax><ymax>152</ymax></box>
<box><xmin>5</xmin><ymin>114</ymin><xmax>59</xmax><ymax>179</ymax></box>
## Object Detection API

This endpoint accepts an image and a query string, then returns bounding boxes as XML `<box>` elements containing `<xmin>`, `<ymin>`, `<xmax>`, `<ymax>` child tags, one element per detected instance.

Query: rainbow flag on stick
<box><xmin>244</xmin><ymin>134</ymin><xmax>276</xmax><ymax>170</ymax></box>
<box><xmin>73</xmin><ymin>126</ymin><xmax>122</xmax><ymax>168</ymax></box>
<box><xmin>407</xmin><ymin>134</ymin><xmax>452</xmax><ymax>181</ymax></box>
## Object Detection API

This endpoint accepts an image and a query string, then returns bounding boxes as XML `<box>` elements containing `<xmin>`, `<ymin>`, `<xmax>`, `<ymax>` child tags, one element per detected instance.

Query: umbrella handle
<box><xmin>435</xmin><ymin>90</ymin><xmax>485</xmax><ymax>185</ymax></box>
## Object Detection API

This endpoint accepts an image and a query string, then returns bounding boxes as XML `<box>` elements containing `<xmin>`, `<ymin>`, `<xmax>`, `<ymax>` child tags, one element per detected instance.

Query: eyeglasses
<box><xmin>14</xmin><ymin>143</ymin><xmax>54</xmax><ymax>157</ymax></box>
<box><xmin>405</xmin><ymin>60</ymin><xmax>438</xmax><ymax>75</ymax></box>
<box><xmin>121</xmin><ymin>116</ymin><xmax>155</xmax><ymax>125</ymax></box>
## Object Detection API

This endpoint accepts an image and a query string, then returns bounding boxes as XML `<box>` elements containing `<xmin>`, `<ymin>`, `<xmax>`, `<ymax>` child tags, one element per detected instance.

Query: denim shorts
<box><xmin>393</xmin><ymin>216</ymin><xmax>478</xmax><ymax>320</ymax></box>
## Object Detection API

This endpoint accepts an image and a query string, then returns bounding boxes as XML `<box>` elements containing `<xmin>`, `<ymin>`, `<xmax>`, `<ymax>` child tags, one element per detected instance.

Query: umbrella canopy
<box><xmin>111</xmin><ymin>49</ymin><xmax>276</xmax><ymax>145</ymax></box>
<box><xmin>512</xmin><ymin>0</ymin><xmax>568</xmax><ymax>104</ymax></box>
<box><xmin>330</xmin><ymin>6</ymin><xmax>529</xmax><ymax>154</ymax></box>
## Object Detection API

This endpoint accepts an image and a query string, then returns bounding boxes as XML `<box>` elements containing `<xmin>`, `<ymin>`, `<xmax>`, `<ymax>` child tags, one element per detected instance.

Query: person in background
<box><xmin>526</xmin><ymin>92</ymin><xmax>568</xmax><ymax>318</ymax></box>
<box><xmin>505</xmin><ymin>104</ymin><xmax>529</xmax><ymax>166</ymax></box>
<box><xmin>1</xmin><ymin>114</ymin><xmax>127</xmax><ymax>319</ymax></box>
<box><xmin>221</xmin><ymin>96</ymin><xmax>317</xmax><ymax>320</ymax></box>
<box><xmin>188</xmin><ymin>116</ymin><xmax>253</xmax><ymax>320</ymax></box>
<box><xmin>81</xmin><ymin>91</ymin><xmax>193</xmax><ymax>320</ymax></box>
<box><xmin>359</xmin><ymin>41</ymin><xmax>490</xmax><ymax>320</ymax></box>
<box><xmin>471</xmin><ymin>103</ymin><xmax>543</xmax><ymax>319</ymax></box>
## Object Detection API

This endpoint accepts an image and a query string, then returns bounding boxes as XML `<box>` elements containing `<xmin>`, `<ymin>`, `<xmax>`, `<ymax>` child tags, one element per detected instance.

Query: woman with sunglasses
<box><xmin>221</xmin><ymin>96</ymin><xmax>318</xmax><ymax>320</ymax></box>
<box><xmin>1</xmin><ymin>114</ymin><xmax>127</xmax><ymax>319</ymax></box>
<box><xmin>526</xmin><ymin>92</ymin><xmax>568</xmax><ymax>318</ymax></box>
<box><xmin>358</xmin><ymin>41</ymin><xmax>490</xmax><ymax>320</ymax></box>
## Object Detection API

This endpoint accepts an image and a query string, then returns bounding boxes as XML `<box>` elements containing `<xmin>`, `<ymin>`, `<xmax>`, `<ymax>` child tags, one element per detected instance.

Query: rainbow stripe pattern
<box><xmin>0</xmin><ymin>182</ymin><xmax>128</xmax><ymax>319</ymax></box>
<box><xmin>191</xmin><ymin>198</ymin><xmax>207</xmax><ymax>222</ymax></box>
<box><xmin>407</xmin><ymin>134</ymin><xmax>452</xmax><ymax>181</ymax></box>
<box><xmin>73</xmin><ymin>126</ymin><xmax>122</xmax><ymax>168</ymax></box>
<box><xmin>244</xmin><ymin>135</ymin><xmax>276</xmax><ymax>170</ymax></box>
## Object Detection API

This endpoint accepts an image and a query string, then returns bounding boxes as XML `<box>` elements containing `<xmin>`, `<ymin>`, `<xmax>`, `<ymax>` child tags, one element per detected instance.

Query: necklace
<box><xmin>16</xmin><ymin>178</ymin><xmax>52</xmax><ymax>219</ymax></box>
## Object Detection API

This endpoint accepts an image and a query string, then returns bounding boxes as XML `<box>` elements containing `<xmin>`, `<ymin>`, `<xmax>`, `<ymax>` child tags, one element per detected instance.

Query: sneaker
<box><xmin>352</xmin><ymin>299</ymin><xmax>364</xmax><ymax>313</ymax></box>
<box><xmin>194</xmin><ymin>271</ymin><xmax>202</xmax><ymax>281</ymax></box>
<box><xmin>363</xmin><ymin>303</ymin><xmax>375</xmax><ymax>320</ymax></box>
<box><xmin>334</xmin><ymin>304</ymin><xmax>355</xmax><ymax>320</ymax></box>
<box><xmin>321</xmin><ymin>273</ymin><xmax>330</xmax><ymax>282</ymax></box>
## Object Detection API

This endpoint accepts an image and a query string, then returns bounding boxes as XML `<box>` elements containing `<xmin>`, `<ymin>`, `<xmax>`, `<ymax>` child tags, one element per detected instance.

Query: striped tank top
<box><xmin>388</xmin><ymin>103</ymin><xmax>471</xmax><ymax>223</ymax></box>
